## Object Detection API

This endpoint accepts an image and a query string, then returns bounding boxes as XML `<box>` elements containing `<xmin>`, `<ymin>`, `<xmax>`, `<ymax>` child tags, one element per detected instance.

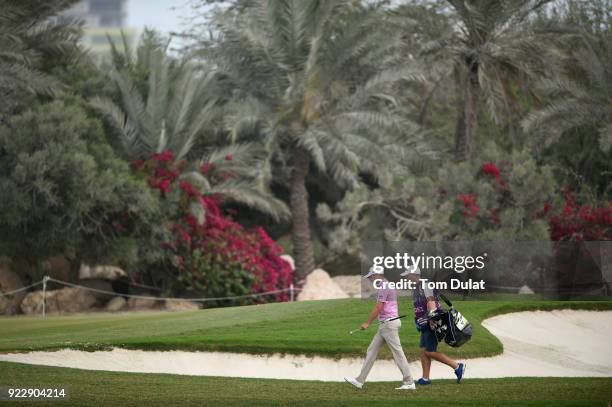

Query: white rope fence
<box><xmin>0</xmin><ymin>276</ymin><xmax>300</xmax><ymax>318</ymax></box>
<box><xmin>0</xmin><ymin>280</ymin><xmax>43</xmax><ymax>297</ymax></box>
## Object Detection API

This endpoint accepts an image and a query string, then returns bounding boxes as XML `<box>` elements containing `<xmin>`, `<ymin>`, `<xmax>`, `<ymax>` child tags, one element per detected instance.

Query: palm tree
<box><xmin>0</xmin><ymin>0</ymin><xmax>81</xmax><ymax>115</ymax></box>
<box><xmin>91</xmin><ymin>30</ymin><xmax>289</xmax><ymax>220</ymax></box>
<box><xmin>523</xmin><ymin>31</ymin><xmax>612</xmax><ymax>155</ymax></box>
<box><xmin>208</xmin><ymin>0</ymin><xmax>417</xmax><ymax>278</ymax></box>
<box><xmin>434</xmin><ymin>0</ymin><xmax>554</xmax><ymax>161</ymax></box>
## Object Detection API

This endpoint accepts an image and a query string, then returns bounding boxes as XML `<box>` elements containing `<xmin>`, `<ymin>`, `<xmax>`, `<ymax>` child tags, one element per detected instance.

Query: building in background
<box><xmin>62</xmin><ymin>0</ymin><xmax>135</xmax><ymax>57</ymax></box>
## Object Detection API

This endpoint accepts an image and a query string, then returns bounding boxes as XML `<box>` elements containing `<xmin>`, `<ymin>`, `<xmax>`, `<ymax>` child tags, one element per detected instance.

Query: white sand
<box><xmin>1</xmin><ymin>310</ymin><xmax>611</xmax><ymax>381</ymax></box>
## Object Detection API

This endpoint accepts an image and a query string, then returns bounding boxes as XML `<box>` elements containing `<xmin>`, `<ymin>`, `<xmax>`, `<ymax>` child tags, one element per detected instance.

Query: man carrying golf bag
<box><xmin>344</xmin><ymin>267</ymin><xmax>415</xmax><ymax>390</ymax></box>
<box><xmin>402</xmin><ymin>267</ymin><xmax>466</xmax><ymax>385</ymax></box>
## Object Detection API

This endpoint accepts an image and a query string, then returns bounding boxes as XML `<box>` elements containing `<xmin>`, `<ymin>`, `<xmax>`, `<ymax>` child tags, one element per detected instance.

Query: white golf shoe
<box><xmin>395</xmin><ymin>382</ymin><xmax>416</xmax><ymax>390</ymax></box>
<box><xmin>344</xmin><ymin>377</ymin><xmax>363</xmax><ymax>389</ymax></box>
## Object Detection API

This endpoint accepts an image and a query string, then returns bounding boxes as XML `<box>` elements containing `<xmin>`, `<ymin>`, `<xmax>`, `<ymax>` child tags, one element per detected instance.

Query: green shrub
<box><xmin>0</xmin><ymin>100</ymin><xmax>163</xmax><ymax>281</ymax></box>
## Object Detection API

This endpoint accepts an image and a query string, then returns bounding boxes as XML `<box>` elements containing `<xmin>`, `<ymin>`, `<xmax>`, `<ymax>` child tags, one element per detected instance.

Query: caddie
<box><xmin>402</xmin><ymin>266</ymin><xmax>466</xmax><ymax>385</ymax></box>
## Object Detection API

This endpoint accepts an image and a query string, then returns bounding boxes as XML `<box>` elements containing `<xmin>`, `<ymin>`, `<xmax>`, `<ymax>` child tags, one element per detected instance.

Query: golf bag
<box><xmin>430</xmin><ymin>294</ymin><xmax>473</xmax><ymax>348</ymax></box>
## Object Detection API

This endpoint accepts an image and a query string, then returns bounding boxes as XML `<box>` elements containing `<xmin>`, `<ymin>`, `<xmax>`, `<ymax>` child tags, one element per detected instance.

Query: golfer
<box><xmin>344</xmin><ymin>267</ymin><xmax>415</xmax><ymax>390</ymax></box>
<box><xmin>402</xmin><ymin>267</ymin><xmax>465</xmax><ymax>385</ymax></box>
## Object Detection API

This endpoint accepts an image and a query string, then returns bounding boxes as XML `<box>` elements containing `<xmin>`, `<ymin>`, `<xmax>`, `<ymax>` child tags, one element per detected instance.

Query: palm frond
<box><xmin>210</xmin><ymin>180</ymin><xmax>291</xmax><ymax>221</ymax></box>
<box><xmin>88</xmin><ymin>96</ymin><xmax>145</xmax><ymax>157</ymax></box>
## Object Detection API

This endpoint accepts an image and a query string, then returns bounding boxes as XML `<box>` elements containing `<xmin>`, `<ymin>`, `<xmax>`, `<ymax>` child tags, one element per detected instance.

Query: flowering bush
<box><xmin>547</xmin><ymin>190</ymin><xmax>612</xmax><ymax>241</ymax></box>
<box><xmin>134</xmin><ymin>151</ymin><xmax>294</xmax><ymax>304</ymax></box>
<box><xmin>319</xmin><ymin>144</ymin><xmax>557</xmax><ymax>253</ymax></box>
<box><xmin>319</xmin><ymin>143</ymin><xmax>607</xmax><ymax>295</ymax></box>
<box><xmin>451</xmin><ymin>160</ymin><xmax>611</xmax><ymax>241</ymax></box>
<box><xmin>456</xmin><ymin>160</ymin><xmax>611</xmax><ymax>241</ymax></box>
<box><xmin>441</xmin><ymin>148</ymin><xmax>555</xmax><ymax>241</ymax></box>
<box><xmin>457</xmin><ymin>193</ymin><xmax>479</xmax><ymax>217</ymax></box>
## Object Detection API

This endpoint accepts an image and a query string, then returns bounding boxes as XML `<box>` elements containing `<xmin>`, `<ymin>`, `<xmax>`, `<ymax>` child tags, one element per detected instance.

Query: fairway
<box><xmin>1</xmin><ymin>361</ymin><xmax>611</xmax><ymax>406</ymax></box>
<box><xmin>1</xmin><ymin>300</ymin><xmax>611</xmax><ymax>405</ymax></box>
<box><xmin>1</xmin><ymin>299</ymin><xmax>611</xmax><ymax>361</ymax></box>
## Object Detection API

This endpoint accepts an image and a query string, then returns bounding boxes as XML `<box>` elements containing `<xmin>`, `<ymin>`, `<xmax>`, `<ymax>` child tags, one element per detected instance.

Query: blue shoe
<box><xmin>454</xmin><ymin>363</ymin><xmax>466</xmax><ymax>383</ymax></box>
<box><xmin>416</xmin><ymin>378</ymin><xmax>432</xmax><ymax>385</ymax></box>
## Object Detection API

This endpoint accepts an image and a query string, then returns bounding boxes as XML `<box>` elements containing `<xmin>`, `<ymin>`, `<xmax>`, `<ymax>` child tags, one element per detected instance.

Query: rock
<box><xmin>280</xmin><ymin>254</ymin><xmax>295</xmax><ymax>270</ymax></box>
<box><xmin>127</xmin><ymin>297</ymin><xmax>160</xmax><ymax>310</ymax></box>
<box><xmin>20</xmin><ymin>291</ymin><xmax>45</xmax><ymax>314</ymax></box>
<box><xmin>79</xmin><ymin>264</ymin><xmax>127</xmax><ymax>281</ymax></box>
<box><xmin>164</xmin><ymin>300</ymin><xmax>200</xmax><ymax>311</ymax></box>
<box><xmin>78</xmin><ymin>279</ymin><xmax>115</xmax><ymax>302</ymax></box>
<box><xmin>297</xmin><ymin>269</ymin><xmax>349</xmax><ymax>301</ymax></box>
<box><xmin>105</xmin><ymin>296</ymin><xmax>127</xmax><ymax>312</ymax></box>
<box><xmin>332</xmin><ymin>275</ymin><xmax>372</xmax><ymax>298</ymax></box>
<box><xmin>0</xmin><ymin>264</ymin><xmax>26</xmax><ymax>315</ymax></box>
<box><xmin>518</xmin><ymin>285</ymin><xmax>535</xmax><ymax>295</ymax></box>
<box><xmin>20</xmin><ymin>287</ymin><xmax>98</xmax><ymax>315</ymax></box>
<box><xmin>54</xmin><ymin>288</ymin><xmax>98</xmax><ymax>312</ymax></box>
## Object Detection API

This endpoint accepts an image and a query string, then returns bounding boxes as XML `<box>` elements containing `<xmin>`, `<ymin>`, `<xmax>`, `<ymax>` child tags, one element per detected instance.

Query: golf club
<box><xmin>349</xmin><ymin>315</ymin><xmax>407</xmax><ymax>335</ymax></box>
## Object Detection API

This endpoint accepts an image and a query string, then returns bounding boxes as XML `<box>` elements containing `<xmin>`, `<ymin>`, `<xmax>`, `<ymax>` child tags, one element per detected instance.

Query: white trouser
<box><xmin>356</xmin><ymin>319</ymin><xmax>413</xmax><ymax>384</ymax></box>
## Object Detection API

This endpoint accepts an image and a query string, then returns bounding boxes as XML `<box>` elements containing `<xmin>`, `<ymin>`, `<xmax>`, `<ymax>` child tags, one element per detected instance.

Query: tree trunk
<box><xmin>454</xmin><ymin>64</ymin><xmax>480</xmax><ymax>161</ymax></box>
<box><xmin>453</xmin><ymin>67</ymin><xmax>467</xmax><ymax>161</ymax></box>
<box><xmin>417</xmin><ymin>81</ymin><xmax>437</xmax><ymax>126</ymax></box>
<box><xmin>289</xmin><ymin>145</ymin><xmax>315</xmax><ymax>280</ymax></box>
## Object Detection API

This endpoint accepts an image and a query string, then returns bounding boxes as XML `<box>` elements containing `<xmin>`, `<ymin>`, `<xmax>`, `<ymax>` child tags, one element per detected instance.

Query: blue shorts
<box><xmin>420</xmin><ymin>327</ymin><xmax>438</xmax><ymax>352</ymax></box>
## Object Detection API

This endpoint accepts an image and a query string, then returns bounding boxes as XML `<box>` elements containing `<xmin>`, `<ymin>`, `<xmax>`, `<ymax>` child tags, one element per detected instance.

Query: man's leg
<box><xmin>380</xmin><ymin>321</ymin><xmax>413</xmax><ymax>385</ymax></box>
<box><xmin>420</xmin><ymin>347</ymin><xmax>432</xmax><ymax>379</ymax></box>
<box><xmin>424</xmin><ymin>351</ymin><xmax>459</xmax><ymax>370</ymax></box>
<box><xmin>355</xmin><ymin>330</ymin><xmax>384</xmax><ymax>384</ymax></box>
<box><xmin>420</xmin><ymin>327</ymin><xmax>459</xmax><ymax>370</ymax></box>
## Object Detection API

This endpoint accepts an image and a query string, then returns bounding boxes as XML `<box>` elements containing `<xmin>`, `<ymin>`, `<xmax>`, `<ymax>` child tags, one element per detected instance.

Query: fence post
<box><xmin>42</xmin><ymin>276</ymin><xmax>49</xmax><ymax>319</ymax></box>
<box><xmin>290</xmin><ymin>284</ymin><xmax>294</xmax><ymax>302</ymax></box>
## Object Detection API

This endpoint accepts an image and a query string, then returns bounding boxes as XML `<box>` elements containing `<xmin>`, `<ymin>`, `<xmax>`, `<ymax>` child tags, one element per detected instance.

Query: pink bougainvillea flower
<box><xmin>132</xmin><ymin>159</ymin><xmax>145</xmax><ymax>170</ymax></box>
<box><xmin>159</xmin><ymin>178</ymin><xmax>172</xmax><ymax>194</ymax></box>
<box><xmin>200</xmin><ymin>162</ymin><xmax>215</xmax><ymax>175</ymax></box>
<box><xmin>457</xmin><ymin>194</ymin><xmax>479</xmax><ymax>218</ymax></box>
<box><xmin>179</xmin><ymin>180</ymin><xmax>200</xmax><ymax>198</ymax></box>
<box><xmin>457</xmin><ymin>194</ymin><xmax>476</xmax><ymax>206</ymax></box>
<box><xmin>151</xmin><ymin>150</ymin><xmax>174</xmax><ymax>163</ymax></box>
<box><xmin>547</xmin><ymin>190</ymin><xmax>611</xmax><ymax>241</ymax></box>
<box><xmin>482</xmin><ymin>162</ymin><xmax>501</xmax><ymax>179</ymax></box>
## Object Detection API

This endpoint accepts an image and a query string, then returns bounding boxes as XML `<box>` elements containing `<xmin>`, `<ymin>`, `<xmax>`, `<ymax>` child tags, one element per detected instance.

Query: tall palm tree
<box><xmin>435</xmin><ymin>0</ymin><xmax>554</xmax><ymax>161</ymax></box>
<box><xmin>523</xmin><ymin>31</ymin><xmax>612</xmax><ymax>154</ymax></box>
<box><xmin>209</xmin><ymin>0</ymin><xmax>417</xmax><ymax>278</ymax></box>
<box><xmin>0</xmin><ymin>0</ymin><xmax>81</xmax><ymax>115</ymax></box>
<box><xmin>91</xmin><ymin>30</ymin><xmax>289</xmax><ymax>220</ymax></box>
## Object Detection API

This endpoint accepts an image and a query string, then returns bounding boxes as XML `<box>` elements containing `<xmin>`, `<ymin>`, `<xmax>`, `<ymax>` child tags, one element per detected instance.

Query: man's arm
<box><xmin>361</xmin><ymin>301</ymin><xmax>384</xmax><ymax>330</ymax></box>
<box><xmin>423</xmin><ymin>287</ymin><xmax>438</xmax><ymax>314</ymax></box>
<box><xmin>426</xmin><ymin>297</ymin><xmax>437</xmax><ymax>312</ymax></box>
<box><xmin>426</xmin><ymin>296</ymin><xmax>440</xmax><ymax>330</ymax></box>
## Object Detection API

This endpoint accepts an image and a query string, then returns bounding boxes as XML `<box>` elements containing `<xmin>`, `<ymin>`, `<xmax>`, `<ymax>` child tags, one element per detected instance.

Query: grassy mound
<box><xmin>0</xmin><ymin>298</ymin><xmax>610</xmax><ymax>360</ymax></box>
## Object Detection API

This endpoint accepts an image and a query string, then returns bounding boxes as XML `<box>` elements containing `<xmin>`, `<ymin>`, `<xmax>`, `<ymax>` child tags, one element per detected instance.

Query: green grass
<box><xmin>0</xmin><ymin>361</ymin><xmax>611</xmax><ymax>406</ymax></box>
<box><xmin>0</xmin><ymin>299</ymin><xmax>610</xmax><ymax>360</ymax></box>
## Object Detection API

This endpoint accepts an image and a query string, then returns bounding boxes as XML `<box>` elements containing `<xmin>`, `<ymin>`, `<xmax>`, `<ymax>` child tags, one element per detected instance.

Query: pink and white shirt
<box><xmin>376</xmin><ymin>284</ymin><xmax>399</xmax><ymax>322</ymax></box>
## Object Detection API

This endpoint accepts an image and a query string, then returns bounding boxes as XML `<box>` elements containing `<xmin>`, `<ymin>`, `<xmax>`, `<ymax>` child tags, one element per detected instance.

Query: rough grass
<box><xmin>0</xmin><ymin>361</ymin><xmax>611</xmax><ymax>406</ymax></box>
<box><xmin>0</xmin><ymin>299</ymin><xmax>610</xmax><ymax>360</ymax></box>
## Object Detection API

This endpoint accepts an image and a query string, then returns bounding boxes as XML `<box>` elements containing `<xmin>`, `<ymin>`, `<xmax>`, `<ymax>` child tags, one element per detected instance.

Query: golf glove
<box><xmin>427</xmin><ymin>309</ymin><xmax>439</xmax><ymax>319</ymax></box>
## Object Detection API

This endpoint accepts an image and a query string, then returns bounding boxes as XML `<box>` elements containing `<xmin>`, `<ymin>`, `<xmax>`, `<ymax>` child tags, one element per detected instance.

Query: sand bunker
<box><xmin>1</xmin><ymin>310</ymin><xmax>611</xmax><ymax>381</ymax></box>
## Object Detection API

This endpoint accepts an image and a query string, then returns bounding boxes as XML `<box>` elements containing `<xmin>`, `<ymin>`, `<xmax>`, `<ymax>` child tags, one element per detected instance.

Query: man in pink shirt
<box><xmin>344</xmin><ymin>267</ymin><xmax>415</xmax><ymax>390</ymax></box>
